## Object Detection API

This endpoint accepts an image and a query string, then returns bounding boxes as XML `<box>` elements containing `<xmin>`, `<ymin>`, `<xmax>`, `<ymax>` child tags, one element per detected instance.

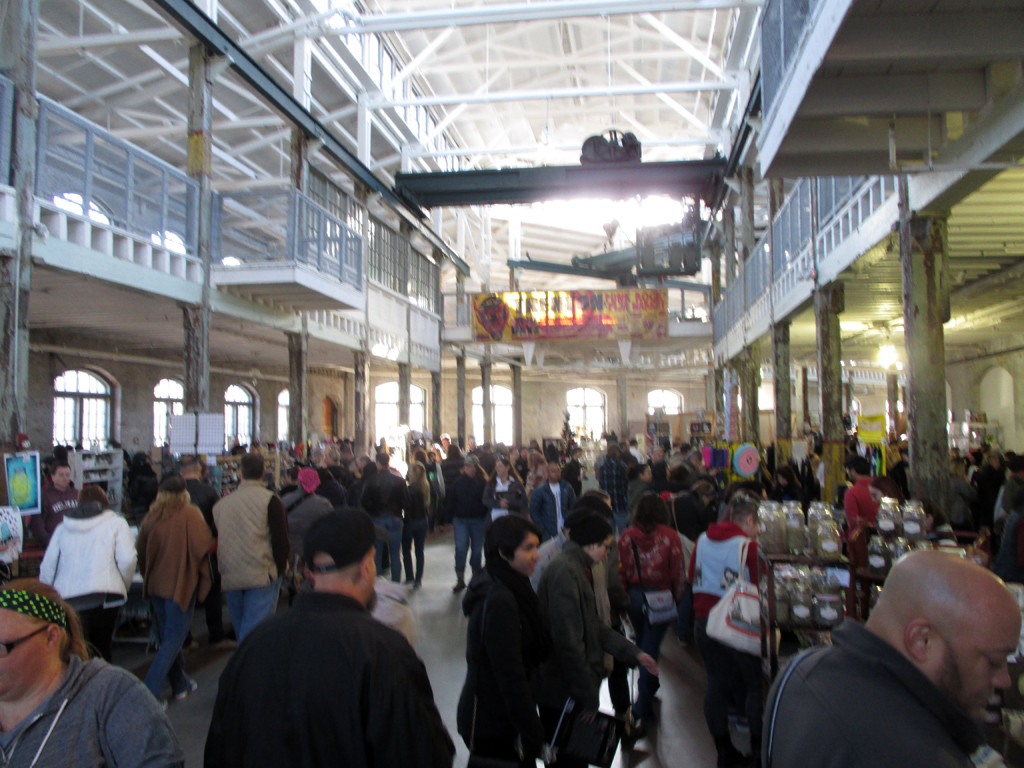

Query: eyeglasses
<box><xmin>0</xmin><ymin>625</ymin><xmax>48</xmax><ymax>657</ymax></box>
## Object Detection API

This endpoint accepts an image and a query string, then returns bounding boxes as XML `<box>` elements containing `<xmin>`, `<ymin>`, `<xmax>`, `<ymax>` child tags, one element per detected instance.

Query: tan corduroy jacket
<box><xmin>136</xmin><ymin>503</ymin><xmax>213</xmax><ymax>610</ymax></box>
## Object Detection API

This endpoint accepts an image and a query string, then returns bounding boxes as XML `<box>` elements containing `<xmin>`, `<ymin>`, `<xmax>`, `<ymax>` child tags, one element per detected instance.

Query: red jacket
<box><xmin>688</xmin><ymin>521</ymin><xmax>759</xmax><ymax>619</ymax></box>
<box><xmin>618</xmin><ymin>524</ymin><xmax>686</xmax><ymax>600</ymax></box>
<box><xmin>844</xmin><ymin>476</ymin><xmax>879</xmax><ymax>539</ymax></box>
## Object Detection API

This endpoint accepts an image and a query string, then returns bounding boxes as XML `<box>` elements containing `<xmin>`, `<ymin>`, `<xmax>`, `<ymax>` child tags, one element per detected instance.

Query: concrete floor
<box><xmin>116</xmin><ymin>533</ymin><xmax>730</xmax><ymax>768</ymax></box>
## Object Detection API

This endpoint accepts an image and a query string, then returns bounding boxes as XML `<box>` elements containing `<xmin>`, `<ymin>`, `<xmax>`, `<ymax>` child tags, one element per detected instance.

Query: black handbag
<box><xmin>466</xmin><ymin>696</ymin><xmax>522</xmax><ymax>768</ymax></box>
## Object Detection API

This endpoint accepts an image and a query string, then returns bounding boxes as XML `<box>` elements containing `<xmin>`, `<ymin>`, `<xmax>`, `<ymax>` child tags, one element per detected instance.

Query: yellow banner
<box><xmin>472</xmin><ymin>289</ymin><xmax>668</xmax><ymax>342</ymax></box>
<box><xmin>859</xmin><ymin>414</ymin><xmax>886</xmax><ymax>443</ymax></box>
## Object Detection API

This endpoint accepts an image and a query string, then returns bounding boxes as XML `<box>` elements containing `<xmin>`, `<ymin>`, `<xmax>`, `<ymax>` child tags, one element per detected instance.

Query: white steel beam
<box><xmin>37</xmin><ymin>28</ymin><xmax>181</xmax><ymax>53</ymax></box>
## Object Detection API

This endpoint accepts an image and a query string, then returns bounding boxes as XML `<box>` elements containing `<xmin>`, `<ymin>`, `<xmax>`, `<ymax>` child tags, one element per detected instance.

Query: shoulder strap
<box><xmin>765</xmin><ymin>648</ymin><xmax>816</xmax><ymax>768</ymax></box>
<box><xmin>736</xmin><ymin>538</ymin><xmax>750</xmax><ymax>585</ymax></box>
<box><xmin>630</xmin><ymin>540</ymin><xmax>647</xmax><ymax>590</ymax></box>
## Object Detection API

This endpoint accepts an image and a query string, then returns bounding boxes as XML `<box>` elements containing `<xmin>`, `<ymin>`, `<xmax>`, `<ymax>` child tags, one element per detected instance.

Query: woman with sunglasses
<box><xmin>0</xmin><ymin>578</ymin><xmax>182</xmax><ymax>766</ymax></box>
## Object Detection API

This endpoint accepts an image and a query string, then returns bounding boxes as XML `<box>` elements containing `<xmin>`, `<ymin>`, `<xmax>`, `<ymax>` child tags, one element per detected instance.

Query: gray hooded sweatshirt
<box><xmin>1</xmin><ymin>656</ymin><xmax>182</xmax><ymax>767</ymax></box>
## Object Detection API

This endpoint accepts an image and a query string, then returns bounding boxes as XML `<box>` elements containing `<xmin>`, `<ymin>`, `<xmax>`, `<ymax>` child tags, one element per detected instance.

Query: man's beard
<box><xmin>366</xmin><ymin>589</ymin><xmax>378</xmax><ymax>612</ymax></box>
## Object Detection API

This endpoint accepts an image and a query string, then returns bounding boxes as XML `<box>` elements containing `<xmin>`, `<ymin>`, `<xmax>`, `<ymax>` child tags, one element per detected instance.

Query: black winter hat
<box><xmin>568</xmin><ymin>514</ymin><xmax>613</xmax><ymax>547</ymax></box>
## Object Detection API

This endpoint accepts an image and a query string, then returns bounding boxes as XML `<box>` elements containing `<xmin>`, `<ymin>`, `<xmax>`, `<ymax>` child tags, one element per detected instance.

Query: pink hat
<box><xmin>298</xmin><ymin>467</ymin><xmax>321</xmax><ymax>494</ymax></box>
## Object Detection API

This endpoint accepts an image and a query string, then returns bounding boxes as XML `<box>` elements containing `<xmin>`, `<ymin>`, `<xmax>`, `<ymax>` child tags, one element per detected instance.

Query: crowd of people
<box><xmin>2</xmin><ymin>429</ymin><xmax>1024</xmax><ymax>768</ymax></box>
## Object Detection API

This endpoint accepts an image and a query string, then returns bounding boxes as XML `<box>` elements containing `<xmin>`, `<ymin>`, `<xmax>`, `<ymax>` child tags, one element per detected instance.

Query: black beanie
<box><xmin>568</xmin><ymin>514</ymin><xmax>613</xmax><ymax>547</ymax></box>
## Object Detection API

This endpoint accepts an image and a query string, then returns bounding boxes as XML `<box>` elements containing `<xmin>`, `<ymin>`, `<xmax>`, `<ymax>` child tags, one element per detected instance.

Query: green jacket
<box><xmin>536</xmin><ymin>541</ymin><xmax>641</xmax><ymax>710</ymax></box>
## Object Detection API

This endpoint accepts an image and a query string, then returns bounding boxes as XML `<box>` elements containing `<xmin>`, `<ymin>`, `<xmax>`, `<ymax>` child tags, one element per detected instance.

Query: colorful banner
<box><xmin>4</xmin><ymin>451</ymin><xmax>41</xmax><ymax>517</ymax></box>
<box><xmin>471</xmin><ymin>289</ymin><xmax>668</xmax><ymax>342</ymax></box>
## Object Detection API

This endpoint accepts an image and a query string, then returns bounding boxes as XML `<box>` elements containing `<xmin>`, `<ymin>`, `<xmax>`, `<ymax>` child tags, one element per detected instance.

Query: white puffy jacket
<box><xmin>40</xmin><ymin>507</ymin><xmax>137</xmax><ymax>600</ymax></box>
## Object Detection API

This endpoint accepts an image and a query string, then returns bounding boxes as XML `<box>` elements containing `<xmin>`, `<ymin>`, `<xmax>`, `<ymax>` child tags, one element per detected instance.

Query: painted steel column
<box><xmin>844</xmin><ymin>378</ymin><xmax>854</xmax><ymax>418</ymax></box>
<box><xmin>739</xmin><ymin>348</ymin><xmax>760</xmax><ymax>446</ymax></box>
<box><xmin>800</xmin><ymin>366</ymin><xmax>810</xmax><ymax>431</ymax></box>
<box><xmin>512</xmin><ymin>364</ymin><xmax>523</xmax><ymax>447</ymax></box>
<box><xmin>618</xmin><ymin>374</ymin><xmax>629</xmax><ymax>440</ymax></box>
<box><xmin>740</xmin><ymin>166</ymin><xmax>756</xmax><ymax>263</ymax></box>
<box><xmin>480</xmin><ymin>352</ymin><xmax>493</xmax><ymax>445</ymax></box>
<box><xmin>287</xmin><ymin>322</ymin><xmax>308</xmax><ymax>447</ymax></box>
<box><xmin>723</xmin><ymin>199</ymin><xmax>737</xmax><ymax>280</ymax></box>
<box><xmin>430</xmin><ymin>370</ymin><xmax>442</xmax><ymax>440</ymax></box>
<box><xmin>773</xmin><ymin>323</ymin><xmax>792</xmax><ymax>467</ymax></box>
<box><xmin>900</xmin><ymin>176</ymin><xmax>950</xmax><ymax>516</ymax></box>
<box><xmin>353</xmin><ymin>349</ymin><xmax>369</xmax><ymax>453</ymax></box>
<box><xmin>816</xmin><ymin>283</ymin><xmax>845</xmax><ymax>506</ymax></box>
<box><xmin>183</xmin><ymin>43</ymin><xmax>213</xmax><ymax>412</ymax></box>
<box><xmin>456</xmin><ymin>348</ymin><xmax>467</xmax><ymax>448</ymax></box>
<box><xmin>713</xmin><ymin>366</ymin><xmax>725</xmax><ymax>438</ymax></box>
<box><xmin>398</xmin><ymin>362</ymin><xmax>411</xmax><ymax>427</ymax></box>
<box><xmin>887</xmin><ymin>373</ymin><xmax>900</xmax><ymax>436</ymax></box>
<box><xmin>0</xmin><ymin>0</ymin><xmax>37</xmax><ymax>446</ymax></box>
<box><xmin>455</xmin><ymin>270</ymin><xmax>467</xmax><ymax>326</ymax></box>
<box><xmin>709</xmin><ymin>241</ymin><xmax>722</xmax><ymax>305</ymax></box>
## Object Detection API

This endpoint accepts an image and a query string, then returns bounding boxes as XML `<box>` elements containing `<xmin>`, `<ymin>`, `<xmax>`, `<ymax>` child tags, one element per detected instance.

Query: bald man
<box><xmin>763</xmin><ymin>550</ymin><xmax>1020</xmax><ymax>768</ymax></box>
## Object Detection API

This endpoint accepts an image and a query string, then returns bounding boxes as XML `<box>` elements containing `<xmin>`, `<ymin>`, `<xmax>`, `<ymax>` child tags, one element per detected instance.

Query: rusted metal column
<box><xmin>430</xmin><ymin>370</ymin><xmax>442</xmax><ymax>440</ymax></box>
<box><xmin>900</xmin><ymin>176</ymin><xmax>950</xmax><ymax>515</ymax></box>
<box><xmin>887</xmin><ymin>373</ymin><xmax>899</xmax><ymax>436</ymax></box>
<box><xmin>816</xmin><ymin>282</ymin><xmax>845</xmax><ymax>505</ymax></box>
<box><xmin>844</xmin><ymin>378</ymin><xmax>854</xmax><ymax>419</ymax></box>
<box><xmin>739</xmin><ymin>348</ymin><xmax>760</xmax><ymax>446</ymax></box>
<box><xmin>290</xmin><ymin>130</ymin><xmax>309</xmax><ymax>194</ymax></box>
<box><xmin>398</xmin><ymin>362</ymin><xmax>411</xmax><ymax>427</ymax></box>
<box><xmin>512</xmin><ymin>364</ymin><xmax>523</xmax><ymax>447</ymax></box>
<box><xmin>800</xmin><ymin>366</ymin><xmax>810</xmax><ymax>432</ymax></box>
<box><xmin>709</xmin><ymin>241</ymin><xmax>722</xmax><ymax>305</ymax></box>
<box><xmin>724</xmin><ymin>366</ymin><xmax>740</xmax><ymax>442</ymax></box>
<box><xmin>773</xmin><ymin>323</ymin><xmax>792</xmax><ymax>467</ymax></box>
<box><xmin>183</xmin><ymin>43</ymin><xmax>213</xmax><ymax>412</ymax></box>
<box><xmin>480</xmin><ymin>352</ymin><xmax>492</xmax><ymax>445</ymax></box>
<box><xmin>713</xmin><ymin>365</ymin><xmax>725</xmax><ymax>437</ymax></box>
<box><xmin>456</xmin><ymin>348</ymin><xmax>467</xmax><ymax>449</ymax></box>
<box><xmin>0</xmin><ymin>0</ymin><xmax>38</xmax><ymax>446</ymax></box>
<box><xmin>353</xmin><ymin>349</ymin><xmax>369</xmax><ymax>453</ymax></box>
<box><xmin>287</xmin><ymin>323</ymin><xmax>308</xmax><ymax>447</ymax></box>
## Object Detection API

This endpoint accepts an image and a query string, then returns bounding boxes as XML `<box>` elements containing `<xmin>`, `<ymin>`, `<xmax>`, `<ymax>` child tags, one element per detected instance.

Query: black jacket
<box><xmin>360</xmin><ymin>470</ymin><xmax>409</xmax><ymax>518</ymax></box>
<box><xmin>205</xmin><ymin>591</ymin><xmax>454</xmax><ymax>768</ymax></box>
<box><xmin>457</xmin><ymin>571</ymin><xmax>546</xmax><ymax>756</ymax></box>
<box><xmin>446</xmin><ymin>473</ymin><xmax>488</xmax><ymax>520</ymax></box>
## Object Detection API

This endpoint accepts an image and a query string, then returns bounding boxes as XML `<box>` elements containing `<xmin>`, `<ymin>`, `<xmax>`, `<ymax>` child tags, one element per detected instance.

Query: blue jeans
<box><xmin>373</xmin><ymin>515</ymin><xmax>404</xmax><ymax>582</ymax></box>
<box><xmin>613</xmin><ymin>512</ymin><xmax>628</xmax><ymax>535</ymax></box>
<box><xmin>454</xmin><ymin>517</ymin><xmax>486</xmax><ymax>574</ymax></box>
<box><xmin>402</xmin><ymin>518</ymin><xmax>428</xmax><ymax>584</ymax></box>
<box><xmin>627</xmin><ymin>587</ymin><xmax>670</xmax><ymax>720</ymax></box>
<box><xmin>225</xmin><ymin>578</ymin><xmax>281</xmax><ymax>643</ymax></box>
<box><xmin>144</xmin><ymin>594</ymin><xmax>196</xmax><ymax>700</ymax></box>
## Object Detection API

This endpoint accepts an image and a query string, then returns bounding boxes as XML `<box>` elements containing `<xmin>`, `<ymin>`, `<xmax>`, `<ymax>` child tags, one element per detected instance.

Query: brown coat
<box><xmin>136</xmin><ymin>502</ymin><xmax>213</xmax><ymax>611</ymax></box>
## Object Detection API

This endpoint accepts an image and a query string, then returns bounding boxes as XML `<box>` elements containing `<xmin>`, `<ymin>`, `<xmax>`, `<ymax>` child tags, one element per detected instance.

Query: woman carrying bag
<box><xmin>617</xmin><ymin>494</ymin><xmax>686</xmax><ymax>733</ymax></box>
<box><xmin>457</xmin><ymin>515</ymin><xmax>550</xmax><ymax>766</ymax></box>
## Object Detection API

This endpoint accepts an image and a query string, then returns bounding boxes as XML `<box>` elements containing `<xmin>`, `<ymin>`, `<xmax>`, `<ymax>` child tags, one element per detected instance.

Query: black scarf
<box><xmin>486</xmin><ymin>557</ymin><xmax>552</xmax><ymax>668</ymax></box>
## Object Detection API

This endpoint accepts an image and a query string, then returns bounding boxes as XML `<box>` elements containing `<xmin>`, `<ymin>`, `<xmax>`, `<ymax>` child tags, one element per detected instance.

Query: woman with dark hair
<box><xmin>135</xmin><ymin>475</ymin><xmax>213</xmax><ymax>702</ymax></box>
<box><xmin>771</xmin><ymin>464</ymin><xmax>805</xmax><ymax>507</ymax></box>
<box><xmin>402</xmin><ymin>462</ymin><xmax>431</xmax><ymax>587</ymax></box>
<box><xmin>0</xmin><ymin>579</ymin><xmax>182</xmax><ymax>765</ymax></box>
<box><xmin>458</xmin><ymin>515</ymin><xmax>549</xmax><ymax>766</ymax></box>
<box><xmin>39</xmin><ymin>485</ymin><xmax>136</xmax><ymax>662</ymax></box>
<box><xmin>482</xmin><ymin>455</ymin><xmax>528</xmax><ymax>521</ymax></box>
<box><xmin>617</xmin><ymin>494</ymin><xmax>686</xmax><ymax>731</ymax></box>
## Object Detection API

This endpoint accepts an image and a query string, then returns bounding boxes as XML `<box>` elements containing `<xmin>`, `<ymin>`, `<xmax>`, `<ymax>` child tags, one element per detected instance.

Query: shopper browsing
<box><xmin>764</xmin><ymin>550</ymin><xmax>1021</xmax><ymax>767</ymax></box>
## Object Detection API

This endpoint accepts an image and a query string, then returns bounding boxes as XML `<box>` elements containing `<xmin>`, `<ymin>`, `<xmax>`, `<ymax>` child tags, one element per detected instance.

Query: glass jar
<box><xmin>876</xmin><ymin>497</ymin><xmax>901</xmax><ymax>537</ymax></box>
<box><xmin>816</xmin><ymin>519</ymin><xmax>843</xmax><ymax>562</ymax></box>
<box><xmin>784</xmin><ymin>502</ymin><xmax>806</xmax><ymax>555</ymax></box>
<box><xmin>901</xmin><ymin>501</ymin><xmax>926</xmax><ymax>543</ymax></box>
<box><xmin>867</xmin><ymin>534</ymin><xmax>891</xmax><ymax>576</ymax></box>
<box><xmin>758</xmin><ymin>501</ymin><xmax>785</xmax><ymax>555</ymax></box>
<box><xmin>889</xmin><ymin>536</ymin><xmax>912</xmax><ymax>564</ymax></box>
<box><xmin>789</xmin><ymin>570</ymin><xmax>813</xmax><ymax>628</ymax></box>
<box><xmin>773</xmin><ymin>576</ymin><xmax>792</xmax><ymax>627</ymax></box>
<box><xmin>806</xmin><ymin>502</ymin><xmax>832</xmax><ymax>553</ymax></box>
<box><xmin>812</xmin><ymin>591</ymin><xmax>844</xmax><ymax>629</ymax></box>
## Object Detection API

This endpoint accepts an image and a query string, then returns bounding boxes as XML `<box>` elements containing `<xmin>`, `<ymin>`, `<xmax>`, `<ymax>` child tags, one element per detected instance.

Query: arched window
<box><xmin>153</xmin><ymin>378</ymin><xmax>184</xmax><ymax>447</ymax></box>
<box><xmin>277</xmin><ymin>389</ymin><xmax>290</xmax><ymax>444</ymax></box>
<box><xmin>473</xmin><ymin>385</ymin><xmax>514</xmax><ymax>446</ymax></box>
<box><xmin>647</xmin><ymin>389</ymin><xmax>683</xmax><ymax>416</ymax></box>
<box><xmin>53</xmin><ymin>369</ymin><xmax>112</xmax><ymax>447</ymax></box>
<box><xmin>224</xmin><ymin>385</ymin><xmax>255</xmax><ymax>450</ymax></box>
<box><xmin>566</xmin><ymin>387</ymin><xmax>605</xmax><ymax>440</ymax></box>
<box><xmin>375</xmin><ymin>382</ymin><xmax>426</xmax><ymax>443</ymax></box>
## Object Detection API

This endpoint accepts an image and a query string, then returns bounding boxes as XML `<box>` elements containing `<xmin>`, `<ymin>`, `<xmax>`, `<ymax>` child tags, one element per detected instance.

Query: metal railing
<box><xmin>761</xmin><ymin>0</ymin><xmax>827</xmax><ymax>117</ymax></box>
<box><xmin>713</xmin><ymin>174</ymin><xmax>898</xmax><ymax>346</ymax></box>
<box><xmin>214</xmin><ymin>189</ymin><xmax>362</xmax><ymax>290</ymax></box>
<box><xmin>35</xmin><ymin>97</ymin><xmax>199</xmax><ymax>259</ymax></box>
<box><xmin>0</xmin><ymin>76</ymin><xmax>12</xmax><ymax>187</ymax></box>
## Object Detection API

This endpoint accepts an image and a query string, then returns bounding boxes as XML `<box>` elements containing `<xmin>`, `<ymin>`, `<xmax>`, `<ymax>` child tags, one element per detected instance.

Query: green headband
<box><xmin>0</xmin><ymin>590</ymin><xmax>68</xmax><ymax>628</ymax></box>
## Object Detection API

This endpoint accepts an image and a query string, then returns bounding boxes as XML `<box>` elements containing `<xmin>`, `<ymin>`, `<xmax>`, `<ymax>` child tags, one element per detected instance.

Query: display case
<box><xmin>214</xmin><ymin>453</ymin><xmax>280</xmax><ymax>495</ymax></box>
<box><xmin>69</xmin><ymin>449</ymin><xmax>124</xmax><ymax>509</ymax></box>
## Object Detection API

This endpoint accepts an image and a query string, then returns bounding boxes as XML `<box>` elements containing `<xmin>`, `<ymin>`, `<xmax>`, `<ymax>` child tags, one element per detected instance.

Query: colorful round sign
<box><xmin>733</xmin><ymin>443</ymin><xmax>759</xmax><ymax>477</ymax></box>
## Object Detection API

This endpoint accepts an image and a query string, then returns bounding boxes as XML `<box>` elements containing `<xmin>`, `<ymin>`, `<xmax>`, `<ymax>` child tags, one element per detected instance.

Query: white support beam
<box><xmin>617</xmin><ymin>61</ymin><xmax>711</xmax><ymax>133</ymax></box>
<box><xmin>801</xmin><ymin>72</ymin><xmax>988</xmax><ymax>118</ymax></box>
<box><xmin>639</xmin><ymin>13</ymin><xmax>728</xmax><ymax>80</ymax></box>
<box><xmin>38</xmin><ymin>28</ymin><xmax>181</xmax><ymax>53</ymax></box>
<box><xmin>340</xmin><ymin>0</ymin><xmax>765</xmax><ymax>34</ymax></box>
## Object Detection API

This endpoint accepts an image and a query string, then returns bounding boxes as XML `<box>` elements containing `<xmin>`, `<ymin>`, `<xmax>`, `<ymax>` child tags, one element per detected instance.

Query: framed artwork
<box><xmin>4</xmin><ymin>451</ymin><xmax>41</xmax><ymax>517</ymax></box>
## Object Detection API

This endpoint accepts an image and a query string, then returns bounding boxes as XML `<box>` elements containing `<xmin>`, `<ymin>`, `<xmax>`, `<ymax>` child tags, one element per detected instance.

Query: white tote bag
<box><xmin>706</xmin><ymin>538</ymin><xmax>761</xmax><ymax>655</ymax></box>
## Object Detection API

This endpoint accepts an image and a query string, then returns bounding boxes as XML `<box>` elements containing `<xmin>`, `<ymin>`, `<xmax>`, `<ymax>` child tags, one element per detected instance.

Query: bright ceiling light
<box><xmin>878</xmin><ymin>344</ymin><xmax>898</xmax><ymax>369</ymax></box>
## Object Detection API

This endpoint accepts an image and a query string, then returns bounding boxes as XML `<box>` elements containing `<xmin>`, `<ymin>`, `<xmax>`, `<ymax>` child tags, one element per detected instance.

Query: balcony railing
<box><xmin>761</xmin><ymin>0</ymin><xmax>827</xmax><ymax>118</ymax></box>
<box><xmin>35</xmin><ymin>97</ymin><xmax>199</xmax><ymax>261</ymax></box>
<box><xmin>713</xmin><ymin>174</ymin><xmax>897</xmax><ymax>347</ymax></box>
<box><xmin>214</xmin><ymin>189</ymin><xmax>362</xmax><ymax>290</ymax></box>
